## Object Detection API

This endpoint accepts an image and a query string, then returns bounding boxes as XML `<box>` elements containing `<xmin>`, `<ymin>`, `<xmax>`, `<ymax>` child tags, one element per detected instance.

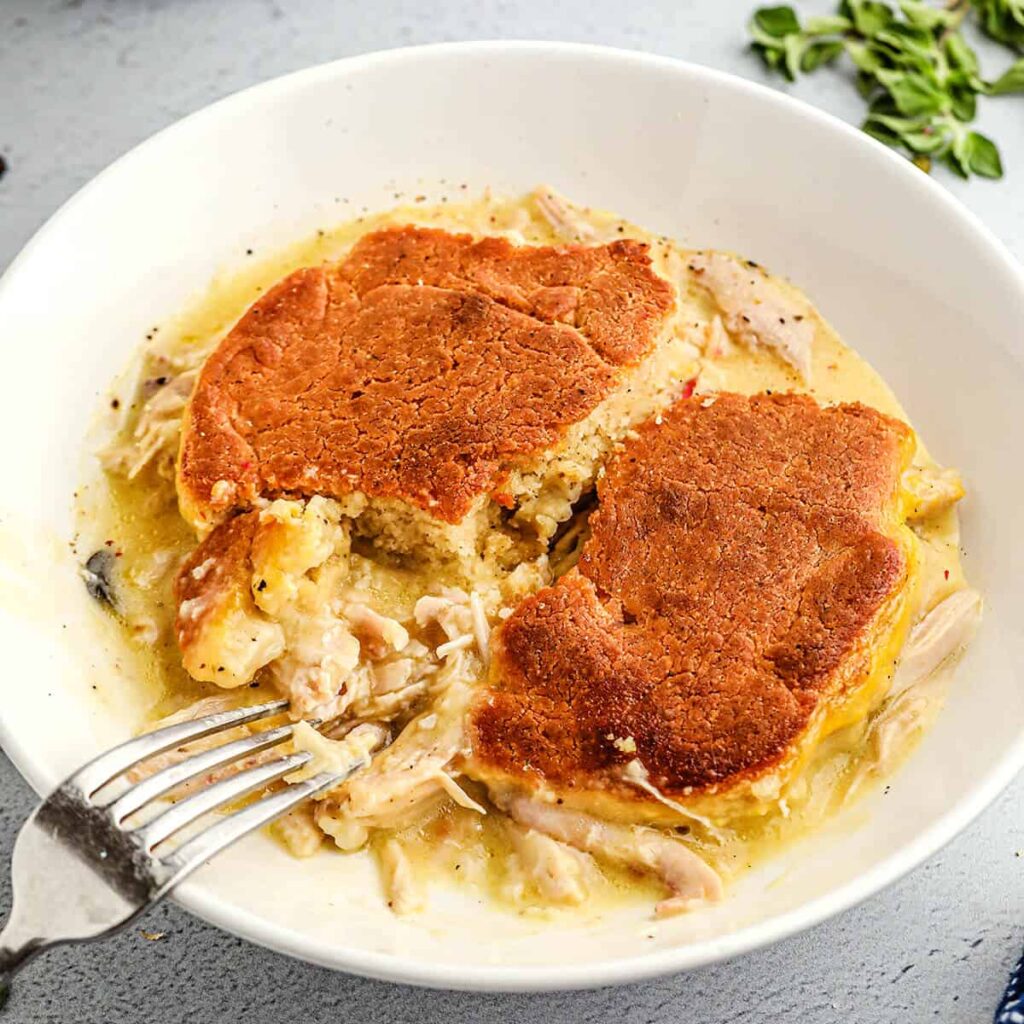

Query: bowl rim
<box><xmin>1</xmin><ymin>39</ymin><xmax>1022</xmax><ymax>993</ymax></box>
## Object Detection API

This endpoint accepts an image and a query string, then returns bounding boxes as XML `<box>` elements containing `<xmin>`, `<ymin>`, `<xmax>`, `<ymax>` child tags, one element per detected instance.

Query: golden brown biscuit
<box><xmin>177</xmin><ymin>226</ymin><xmax>674</xmax><ymax>529</ymax></box>
<box><xmin>469</xmin><ymin>393</ymin><xmax>916</xmax><ymax>816</ymax></box>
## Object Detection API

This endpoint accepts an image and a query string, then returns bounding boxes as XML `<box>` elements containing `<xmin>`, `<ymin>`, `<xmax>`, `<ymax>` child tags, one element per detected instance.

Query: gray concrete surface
<box><xmin>1</xmin><ymin>1</ymin><xmax>1021</xmax><ymax>1021</ymax></box>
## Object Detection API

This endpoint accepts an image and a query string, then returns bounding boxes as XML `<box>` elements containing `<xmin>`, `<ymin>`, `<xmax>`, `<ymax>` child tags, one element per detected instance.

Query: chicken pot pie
<box><xmin>77</xmin><ymin>188</ymin><xmax>979</xmax><ymax>919</ymax></box>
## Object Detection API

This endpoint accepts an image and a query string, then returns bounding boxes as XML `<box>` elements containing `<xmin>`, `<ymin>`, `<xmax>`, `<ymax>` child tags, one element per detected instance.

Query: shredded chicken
<box><xmin>468</xmin><ymin>591</ymin><xmax>490</xmax><ymax>665</ymax></box>
<box><xmin>903</xmin><ymin>465</ymin><xmax>965</xmax><ymax>521</ymax></box>
<box><xmin>286</xmin><ymin>720</ymin><xmax>387</xmax><ymax>784</ymax></box>
<box><xmin>182</xmin><ymin>496</ymin><xmax>452</xmax><ymax>722</ymax></box>
<box><xmin>688</xmin><ymin>252</ymin><xmax>815</xmax><ymax>381</ymax></box>
<box><xmin>270</xmin><ymin>804</ymin><xmax>324</xmax><ymax>858</ymax></box>
<box><xmin>499</xmin><ymin>793</ymin><xmax>723</xmax><ymax>915</ymax></box>
<box><xmin>505</xmin><ymin>821</ymin><xmax>595</xmax><ymax>906</ymax></box>
<box><xmin>277</xmin><ymin>627</ymin><xmax>347</xmax><ymax>715</ymax></box>
<box><xmin>316</xmin><ymin>675</ymin><xmax>474</xmax><ymax>834</ymax></box>
<box><xmin>101</xmin><ymin>368</ymin><xmax>198</xmax><ymax>480</ymax></box>
<box><xmin>851</xmin><ymin>589</ymin><xmax>982</xmax><ymax>790</ymax></box>
<box><xmin>317</xmin><ymin>813</ymin><xmax>370</xmax><ymax>853</ymax></box>
<box><xmin>531</xmin><ymin>186</ymin><xmax>599</xmax><ymax>242</ymax></box>
<box><xmin>269</xmin><ymin>607</ymin><xmax>362</xmax><ymax>718</ymax></box>
<box><xmin>892</xmin><ymin>588</ymin><xmax>983</xmax><ymax>697</ymax></box>
<box><xmin>414</xmin><ymin>587</ymin><xmax>477</xmax><ymax>640</ymax></box>
<box><xmin>268</xmin><ymin>570</ymin><xmax>453</xmax><ymax>721</ymax></box>
<box><xmin>342</xmin><ymin>601</ymin><xmax>410</xmax><ymax>658</ymax></box>
<box><xmin>379</xmin><ymin>838</ymin><xmax>425</xmax><ymax>915</ymax></box>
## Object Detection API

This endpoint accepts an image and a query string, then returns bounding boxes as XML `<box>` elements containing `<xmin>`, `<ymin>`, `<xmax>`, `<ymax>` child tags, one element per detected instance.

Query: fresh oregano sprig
<box><xmin>749</xmin><ymin>0</ymin><xmax>1024</xmax><ymax>178</ymax></box>
<box><xmin>975</xmin><ymin>0</ymin><xmax>1024</xmax><ymax>51</ymax></box>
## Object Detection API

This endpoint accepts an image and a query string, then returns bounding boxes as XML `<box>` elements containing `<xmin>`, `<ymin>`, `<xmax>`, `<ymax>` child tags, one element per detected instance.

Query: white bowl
<box><xmin>0</xmin><ymin>41</ymin><xmax>1021</xmax><ymax>992</ymax></box>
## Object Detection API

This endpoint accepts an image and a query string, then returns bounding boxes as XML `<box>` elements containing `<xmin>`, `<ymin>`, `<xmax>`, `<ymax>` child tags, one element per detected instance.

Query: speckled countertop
<box><xmin>0</xmin><ymin>2</ymin><xmax>1021</xmax><ymax>1022</ymax></box>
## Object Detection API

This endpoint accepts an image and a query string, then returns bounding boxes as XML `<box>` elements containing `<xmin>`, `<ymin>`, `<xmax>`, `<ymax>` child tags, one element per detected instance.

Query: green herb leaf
<box><xmin>898</xmin><ymin>1</ymin><xmax>957</xmax><ymax>32</ymax></box>
<box><xmin>846</xmin><ymin>39</ymin><xmax>882</xmax><ymax>72</ymax></box>
<box><xmin>876</xmin><ymin>22</ymin><xmax>938</xmax><ymax>59</ymax></box>
<box><xmin>949</xmin><ymin>77</ymin><xmax>978</xmax><ymax>119</ymax></box>
<box><xmin>781</xmin><ymin>32</ymin><xmax>804</xmax><ymax>79</ymax></box>
<box><xmin>801</xmin><ymin>39</ymin><xmax>845</xmax><ymax>71</ymax></box>
<box><xmin>846</xmin><ymin>0</ymin><xmax>895</xmax><ymax>36</ymax></box>
<box><xmin>975</xmin><ymin>0</ymin><xmax>1024</xmax><ymax>53</ymax></box>
<box><xmin>804</xmin><ymin>14</ymin><xmax>853</xmax><ymax>33</ymax></box>
<box><xmin>943</xmin><ymin>149</ymin><xmax>971</xmax><ymax>179</ymax></box>
<box><xmin>945</xmin><ymin>32</ymin><xmax>980</xmax><ymax>75</ymax></box>
<box><xmin>753</xmin><ymin>5</ymin><xmax>802</xmax><ymax>37</ymax></box>
<box><xmin>864</xmin><ymin>109</ymin><xmax>927</xmax><ymax>132</ymax></box>
<box><xmin>862</xmin><ymin>118</ymin><xmax>903</xmax><ymax>146</ymax></box>
<box><xmin>856</xmin><ymin>68</ymin><xmax>879</xmax><ymax>98</ymax></box>
<box><xmin>876</xmin><ymin>69</ymin><xmax>947</xmax><ymax>115</ymax></box>
<box><xmin>963</xmin><ymin>130</ymin><xmax>1004</xmax><ymax>177</ymax></box>
<box><xmin>988</xmin><ymin>56</ymin><xmax>1024</xmax><ymax>93</ymax></box>
<box><xmin>901</xmin><ymin>129</ymin><xmax>950</xmax><ymax>153</ymax></box>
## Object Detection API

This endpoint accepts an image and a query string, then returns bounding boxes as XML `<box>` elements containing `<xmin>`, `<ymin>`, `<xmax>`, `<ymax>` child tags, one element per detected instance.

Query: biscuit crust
<box><xmin>178</xmin><ymin>227</ymin><xmax>674</xmax><ymax>528</ymax></box>
<box><xmin>471</xmin><ymin>393</ymin><xmax>916</xmax><ymax>806</ymax></box>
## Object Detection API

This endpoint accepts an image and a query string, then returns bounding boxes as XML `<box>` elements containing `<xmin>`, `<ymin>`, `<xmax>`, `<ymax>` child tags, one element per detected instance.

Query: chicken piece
<box><xmin>343</xmin><ymin>601</ymin><xmax>410</xmax><ymax>658</ymax></box>
<box><xmin>370</xmin><ymin>656</ymin><xmax>417</xmax><ymax>695</ymax></box>
<box><xmin>468</xmin><ymin>592</ymin><xmax>490</xmax><ymax>665</ymax></box>
<box><xmin>315</xmin><ymin>809</ymin><xmax>370</xmax><ymax>852</ymax></box>
<box><xmin>318</xmin><ymin>675</ymin><xmax>474</xmax><ymax>833</ymax></box>
<box><xmin>902</xmin><ymin>465</ymin><xmax>965</xmax><ymax>521</ymax></box>
<box><xmin>412</xmin><ymin>586</ymin><xmax>493</xmax><ymax>665</ymax></box>
<box><xmin>253</xmin><ymin>503</ymin><xmax>422</xmax><ymax>719</ymax></box>
<box><xmin>346</xmin><ymin>655</ymin><xmax>434</xmax><ymax>722</ymax></box>
<box><xmin>688</xmin><ymin>252</ymin><xmax>815</xmax><ymax>381</ymax></box>
<box><xmin>620</xmin><ymin>759</ymin><xmax>727</xmax><ymax>841</ymax></box>
<box><xmin>891</xmin><ymin>588</ymin><xmax>982</xmax><ymax>697</ymax></box>
<box><xmin>505</xmin><ymin>821</ymin><xmax>594</xmax><ymax>906</ymax></box>
<box><xmin>101</xmin><ymin>368</ymin><xmax>198</xmax><ymax>480</ymax></box>
<box><xmin>414</xmin><ymin>588</ymin><xmax>475</xmax><ymax>642</ymax></box>
<box><xmin>270</xmin><ymin>804</ymin><xmax>324</xmax><ymax>858</ymax></box>
<box><xmin>178</xmin><ymin>495</ymin><xmax>424</xmax><ymax>719</ymax></box>
<box><xmin>531</xmin><ymin>186</ymin><xmax>599</xmax><ymax>242</ymax></box>
<box><xmin>379</xmin><ymin>838</ymin><xmax>425</xmax><ymax>915</ymax></box>
<box><xmin>499</xmin><ymin>793</ymin><xmax>722</xmax><ymax>916</ymax></box>
<box><xmin>267</xmin><ymin>605</ymin><xmax>362</xmax><ymax>719</ymax></box>
<box><xmin>286</xmin><ymin>720</ymin><xmax>387</xmax><ymax>783</ymax></box>
<box><xmin>850</xmin><ymin>589</ymin><xmax>982</xmax><ymax>792</ymax></box>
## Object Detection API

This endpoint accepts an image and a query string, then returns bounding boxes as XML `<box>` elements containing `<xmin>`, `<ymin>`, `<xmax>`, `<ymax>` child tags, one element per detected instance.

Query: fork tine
<box><xmin>70</xmin><ymin>699</ymin><xmax>289</xmax><ymax>798</ymax></box>
<box><xmin>158</xmin><ymin>765</ymin><xmax>365</xmax><ymax>884</ymax></box>
<box><xmin>106</xmin><ymin>724</ymin><xmax>295</xmax><ymax>822</ymax></box>
<box><xmin>135</xmin><ymin>751</ymin><xmax>311</xmax><ymax>850</ymax></box>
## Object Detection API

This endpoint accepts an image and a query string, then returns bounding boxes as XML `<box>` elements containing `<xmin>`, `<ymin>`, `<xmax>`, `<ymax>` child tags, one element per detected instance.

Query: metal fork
<box><xmin>0</xmin><ymin>698</ymin><xmax>383</xmax><ymax>993</ymax></box>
